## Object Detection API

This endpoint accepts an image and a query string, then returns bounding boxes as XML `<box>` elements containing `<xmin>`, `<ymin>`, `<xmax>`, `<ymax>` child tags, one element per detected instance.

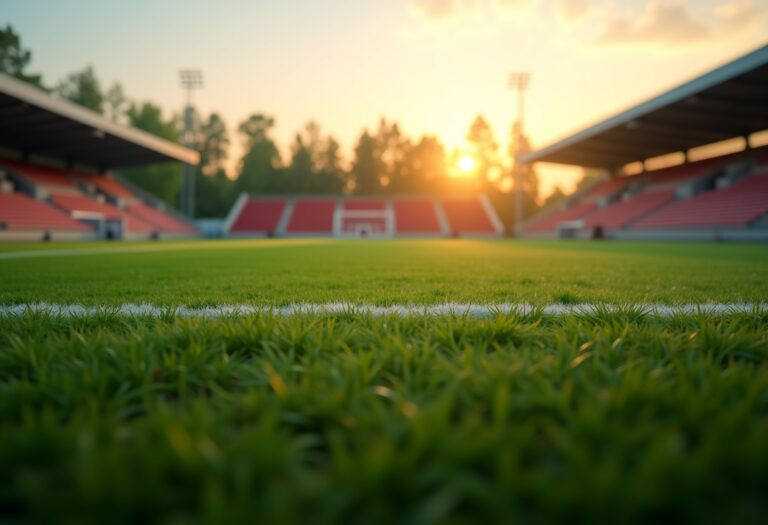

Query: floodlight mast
<box><xmin>179</xmin><ymin>70</ymin><xmax>203</xmax><ymax>217</ymax></box>
<box><xmin>508</xmin><ymin>72</ymin><xmax>530</xmax><ymax>236</ymax></box>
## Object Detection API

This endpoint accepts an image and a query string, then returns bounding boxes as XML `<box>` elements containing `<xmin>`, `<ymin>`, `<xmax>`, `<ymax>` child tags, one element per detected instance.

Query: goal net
<box><xmin>333</xmin><ymin>209</ymin><xmax>395</xmax><ymax>238</ymax></box>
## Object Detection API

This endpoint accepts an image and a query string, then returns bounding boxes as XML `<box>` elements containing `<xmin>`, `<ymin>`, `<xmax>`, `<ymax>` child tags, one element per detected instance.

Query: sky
<box><xmin>3</xmin><ymin>0</ymin><xmax>767</xmax><ymax>196</ymax></box>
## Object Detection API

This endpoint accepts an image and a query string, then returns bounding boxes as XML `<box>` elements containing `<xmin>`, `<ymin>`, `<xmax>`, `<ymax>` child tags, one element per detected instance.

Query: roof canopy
<box><xmin>522</xmin><ymin>44</ymin><xmax>768</xmax><ymax>169</ymax></box>
<box><xmin>0</xmin><ymin>73</ymin><xmax>199</xmax><ymax>170</ymax></box>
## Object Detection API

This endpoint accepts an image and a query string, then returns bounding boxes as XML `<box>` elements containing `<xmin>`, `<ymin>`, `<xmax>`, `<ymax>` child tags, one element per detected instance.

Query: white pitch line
<box><xmin>0</xmin><ymin>302</ymin><xmax>765</xmax><ymax>318</ymax></box>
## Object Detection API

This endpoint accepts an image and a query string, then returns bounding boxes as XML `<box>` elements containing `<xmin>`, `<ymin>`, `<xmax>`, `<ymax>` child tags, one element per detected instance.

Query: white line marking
<box><xmin>0</xmin><ymin>303</ymin><xmax>765</xmax><ymax>318</ymax></box>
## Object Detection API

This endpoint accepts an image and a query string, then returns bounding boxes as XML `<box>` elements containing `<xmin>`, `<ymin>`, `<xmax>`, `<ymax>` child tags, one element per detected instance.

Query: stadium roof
<box><xmin>522</xmin><ymin>43</ymin><xmax>768</xmax><ymax>169</ymax></box>
<box><xmin>0</xmin><ymin>73</ymin><xmax>199</xmax><ymax>170</ymax></box>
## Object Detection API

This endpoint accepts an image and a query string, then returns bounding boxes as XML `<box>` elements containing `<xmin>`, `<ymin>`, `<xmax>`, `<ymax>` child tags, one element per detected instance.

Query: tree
<box><xmin>104</xmin><ymin>83</ymin><xmax>127</xmax><ymax>123</ymax></box>
<box><xmin>508</xmin><ymin>121</ymin><xmax>540</xmax><ymax>215</ymax></box>
<box><xmin>487</xmin><ymin>122</ymin><xmax>542</xmax><ymax>235</ymax></box>
<box><xmin>193</xmin><ymin>112</ymin><xmax>234</xmax><ymax>217</ymax></box>
<box><xmin>118</xmin><ymin>102</ymin><xmax>183</xmax><ymax>206</ymax></box>
<box><xmin>236</xmin><ymin>114</ymin><xmax>281</xmax><ymax>194</ymax></box>
<box><xmin>575</xmin><ymin>168</ymin><xmax>606</xmax><ymax>193</ymax></box>
<box><xmin>0</xmin><ymin>25</ymin><xmax>44</xmax><ymax>88</ymax></box>
<box><xmin>350</xmin><ymin>131</ymin><xmax>382</xmax><ymax>195</ymax></box>
<box><xmin>197</xmin><ymin>113</ymin><xmax>230</xmax><ymax>177</ymax></box>
<box><xmin>466</xmin><ymin>115</ymin><xmax>500</xmax><ymax>186</ymax></box>
<box><xmin>56</xmin><ymin>66</ymin><xmax>104</xmax><ymax>113</ymax></box>
<box><xmin>543</xmin><ymin>186</ymin><xmax>567</xmax><ymax>208</ymax></box>
<box><xmin>318</xmin><ymin>135</ymin><xmax>345</xmax><ymax>193</ymax></box>
<box><xmin>375</xmin><ymin>118</ymin><xmax>408</xmax><ymax>191</ymax></box>
<box><xmin>285</xmin><ymin>121</ymin><xmax>345</xmax><ymax>194</ymax></box>
<box><xmin>394</xmin><ymin>135</ymin><xmax>447</xmax><ymax>194</ymax></box>
<box><xmin>286</xmin><ymin>133</ymin><xmax>313</xmax><ymax>193</ymax></box>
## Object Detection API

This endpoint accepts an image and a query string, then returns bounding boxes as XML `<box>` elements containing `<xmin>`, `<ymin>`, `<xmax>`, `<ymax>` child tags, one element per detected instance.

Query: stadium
<box><xmin>1</xmin><ymin>5</ymin><xmax>768</xmax><ymax>524</ymax></box>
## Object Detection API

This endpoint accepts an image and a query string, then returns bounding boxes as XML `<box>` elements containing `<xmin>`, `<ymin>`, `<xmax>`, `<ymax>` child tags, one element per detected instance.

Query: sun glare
<box><xmin>458</xmin><ymin>155</ymin><xmax>475</xmax><ymax>174</ymax></box>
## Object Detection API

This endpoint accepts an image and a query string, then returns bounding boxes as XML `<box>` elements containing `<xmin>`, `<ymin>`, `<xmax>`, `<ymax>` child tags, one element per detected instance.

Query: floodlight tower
<box><xmin>180</xmin><ymin>70</ymin><xmax>203</xmax><ymax>217</ymax></box>
<box><xmin>508</xmin><ymin>72</ymin><xmax>530</xmax><ymax>236</ymax></box>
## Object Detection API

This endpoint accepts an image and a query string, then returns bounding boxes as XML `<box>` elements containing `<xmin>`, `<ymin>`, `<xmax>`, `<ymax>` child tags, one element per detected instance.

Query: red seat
<box><xmin>126</xmin><ymin>202</ymin><xmax>196</xmax><ymax>234</ymax></box>
<box><xmin>344</xmin><ymin>199</ymin><xmax>386</xmax><ymax>211</ymax></box>
<box><xmin>583</xmin><ymin>190</ymin><xmax>676</xmax><ymax>230</ymax></box>
<box><xmin>286</xmin><ymin>199</ymin><xmax>336</xmax><ymax>233</ymax></box>
<box><xmin>635</xmin><ymin>175</ymin><xmax>768</xmax><ymax>228</ymax></box>
<box><xmin>586</xmin><ymin>175</ymin><xmax>642</xmax><ymax>199</ymax></box>
<box><xmin>1</xmin><ymin>158</ymin><xmax>77</xmax><ymax>189</ymax></box>
<box><xmin>393</xmin><ymin>199</ymin><xmax>441</xmax><ymax>233</ymax></box>
<box><xmin>441</xmin><ymin>198</ymin><xmax>496</xmax><ymax>233</ymax></box>
<box><xmin>51</xmin><ymin>193</ymin><xmax>155</xmax><ymax>233</ymax></box>
<box><xmin>645</xmin><ymin>158</ymin><xmax>721</xmax><ymax>188</ymax></box>
<box><xmin>230</xmin><ymin>200</ymin><xmax>286</xmax><ymax>233</ymax></box>
<box><xmin>0</xmin><ymin>193</ymin><xmax>91</xmax><ymax>231</ymax></box>
<box><xmin>525</xmin><ymin>202</ymin><xmax>596</xmax><ymax>233</ymax></box>
<box><xmin>78</xmin><ymin>173</ymin><xmax>136</xmax><ymax>199</ymax></box>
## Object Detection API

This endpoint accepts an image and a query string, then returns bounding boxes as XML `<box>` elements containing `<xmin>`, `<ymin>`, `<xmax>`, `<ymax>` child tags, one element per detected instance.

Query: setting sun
<box><xmin>458</xmin><ymin>155</ymin><xmax>475</xmax><ymax>174</ymax></box>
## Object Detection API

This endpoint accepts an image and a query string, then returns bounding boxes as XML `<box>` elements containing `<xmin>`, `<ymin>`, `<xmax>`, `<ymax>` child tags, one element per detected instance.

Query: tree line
<box><xmin>0</xmin><ymin>24</ymin><xmax>574</xmax><ymax>232</ymax></box>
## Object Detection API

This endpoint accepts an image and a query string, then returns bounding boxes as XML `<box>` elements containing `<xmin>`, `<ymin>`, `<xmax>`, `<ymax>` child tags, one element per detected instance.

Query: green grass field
<box><xmin>1</xmin><ymin>240</ymin><xmax>768</xmax><ymax>523</ymax></box>
<box><xmin>1</xmin><ymin>239</ymin><xmax>767</xmax><ymax>305</ymax></box>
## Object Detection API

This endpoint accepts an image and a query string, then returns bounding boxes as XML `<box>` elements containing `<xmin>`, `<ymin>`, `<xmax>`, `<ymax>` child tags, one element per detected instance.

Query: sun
<box><xmin>458</xmin><ymin>155</ymin><xmax>475</xmax><ymax>174</ymax></box>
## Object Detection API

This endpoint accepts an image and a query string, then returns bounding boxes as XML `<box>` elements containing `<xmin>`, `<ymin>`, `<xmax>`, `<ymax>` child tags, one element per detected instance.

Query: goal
<box><xmin>333</xmin><ymin>209</ymin><xmax>395</xmax><ymax>238</ymax></box>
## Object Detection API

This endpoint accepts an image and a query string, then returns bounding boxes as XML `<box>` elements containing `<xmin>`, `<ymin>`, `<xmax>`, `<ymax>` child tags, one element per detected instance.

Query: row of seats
<box><xmin>0</xmin><ymin>193</ymin><xmax>91</xmax><ymax>232</ymax></box>
<box><xmin>524</xmin><ymin>150</ymin><xmax>768</xmax><ymax>235</ymax></box>
<box><xmin>635</xmin><ymin>175</ymin><xmax>768</xmax><ymax>228</ymax></box>
<box><xmin>228</xmin><ymin>197</ymin><xmax>500</xmax><ymax>236</ymax></box>
<box><xmin>0</xmin><ymin>158</ymin><xmax>196</xmax><ymax>238</ymax></box>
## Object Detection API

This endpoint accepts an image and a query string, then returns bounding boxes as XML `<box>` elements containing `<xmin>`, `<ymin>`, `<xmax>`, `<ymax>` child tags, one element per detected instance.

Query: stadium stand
<box><xmin>392</xmin><ymin>199</ymin><xmax>442</xmax><ymax>234</ymax></box>
<box><xmin>635</xmin><ymin>173</ymin><xmax>768</xmax><ymax>229</ymax></box>
<box><xmin>229</xmin><ymin>199</ymin><xmax>287</xmax><ymax>235</ymax></box>
<box><xmin>522</xmin><ymin>149</ymin><xmax>768</xmax><ymax>238</ymax></box>
<box><xmin>1</xmin><ymin>157</ymin><xmax>80</xmax><ymax>196</ymax></box>
<box><xmin>645</xmin><ymin>159</ymin><xmax>722</xmax><ymax>188</ymax></box>
<box><xmin>0</xmin><ymin>72</ymin><xmax>199</xmax><ymax>242</ymax></box>
<box><xmin>339</xmin><ymin>199</ymin><xmax>390</xmax><ymax>236</ymax></box>
<box><xmin>584</xmin><ymin>174</ymin><xmax>642</xmax><ymax>200</ymax></box>
<box><xmin>520</xmin><ymin>43</ymin><xmax>768</xmax><ymax>241</ymax></box>
<box><xmin>51</xmin><ymin>193</ymin><xmax>156</xmax><ymax>237</ymax></box>
<box><xmin>525</xmin><ymin>202</ymin><xmax>596</xmax><ymax>234</ymax></box>
<box><xmin>0</xmin><ymin>157</ymin><xmax>197</xmax><ymax>239</ymax></box>
<box><xmin>0</xmin><ymin>192</ymin><xmax>94</xmax><ymax>240</ymax></box>
<box><xmin>441</xmin><ymin>198</ymin><xmax>499</xmax><ymax>235</ymax></box>
<box><xmin>224</xmin><ymin>195</ymin><xmax>503</xmax><ymax>238</ymax></box>
<box><xmin>126</xmin><ymin>202</ymin><xmax>197</xmax><ymax>235</ymax></box>
<box><xmin>344</xmin><ymin>199</ymin><xmax>386</xmax><ymax>211</ymax></box>
<box><xmin>78</xmin><ymin>173</ymin><xmax>136</xmax><ymax>200</ymax></box>
<box><xmin>582</xmin><ymin>190</ymin><xmax>676</xmax><ymax>230</ymax></box>
<box><xmin>286</xmin><ymin>199</ymin><xmax>337</xmax><ymax>234</ymax></box>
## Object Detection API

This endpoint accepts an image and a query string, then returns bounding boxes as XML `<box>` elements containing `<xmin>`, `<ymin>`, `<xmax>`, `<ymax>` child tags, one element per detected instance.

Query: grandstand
<box><xmin>521</xmin><ymin>44</ymin><xmax>768</xmax><ymax>241</ymax></box>
<box><xmin>0</xmin><ymin>72</ymin><xmax>199</xmax><ymax>241</ymax></box>
<box><xmin>225</xmin><ymin>194</ymin><xmax>503</xmax><ymax>238</ymax></box>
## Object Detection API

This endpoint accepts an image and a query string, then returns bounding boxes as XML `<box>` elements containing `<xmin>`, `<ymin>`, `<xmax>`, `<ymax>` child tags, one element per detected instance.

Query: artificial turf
<box><xmin>1</xmin><ymin>239</ymin><xmax>768</xmax><ymax>523</ymax></box>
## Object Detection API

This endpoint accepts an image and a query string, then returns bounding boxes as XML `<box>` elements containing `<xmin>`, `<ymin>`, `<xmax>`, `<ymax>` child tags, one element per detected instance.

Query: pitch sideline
<box><xmin>0</xmin><ymin>302</ymin><xmax>765</xmax><ymax>318</ymax></box>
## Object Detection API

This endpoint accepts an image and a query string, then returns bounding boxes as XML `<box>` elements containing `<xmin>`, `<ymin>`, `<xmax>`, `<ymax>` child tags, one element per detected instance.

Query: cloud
<box><xmin>557</xmin><ymin>0</ymin><xmax>592</xmax><ymax>21</ymax></box>
<box><xmin>715</xmin><ymin>0</ymin><xmax>767</xmax><ymax>32</ymax></box>
<box><xmin>409</xmin><ymin>0</ymin><xmax>480</xmax><ymax>21</ymax></box>
<box><xmin>407</xmin><ymin>0</ymin><xmax>768</xmax><ymax>43</ymax></box>
<box><xmin>493</xmin><ymin>0</ymin><xmax>531</xmax><ymax>10</ymax></box>
<box><xmin>597</xmin><ymin>0</ymin><xmax>768</xmax><ymax>45</ymax></box>
<box><xmin>599</xmin><ymin>1</ymin><xmax>708</xmax><ymax>44</ymax></box>
<box><xmin>409</xmin><ymin>0</ymin><xmax>529</xmax><ymax>21</ymax></box>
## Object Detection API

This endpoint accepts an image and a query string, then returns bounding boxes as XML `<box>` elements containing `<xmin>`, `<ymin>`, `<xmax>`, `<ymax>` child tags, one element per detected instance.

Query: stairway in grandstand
<box><xmin>0</xmin><ymin>157</ymin><xmax>197</xmax><ymax>241</ymax></box>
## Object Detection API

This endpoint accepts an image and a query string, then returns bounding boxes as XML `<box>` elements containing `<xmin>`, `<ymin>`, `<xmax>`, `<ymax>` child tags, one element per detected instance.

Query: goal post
<box><xmin>333</xmin><ymin>209</ymin><xmax>395</xmax><ymax>238</ymax></box>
